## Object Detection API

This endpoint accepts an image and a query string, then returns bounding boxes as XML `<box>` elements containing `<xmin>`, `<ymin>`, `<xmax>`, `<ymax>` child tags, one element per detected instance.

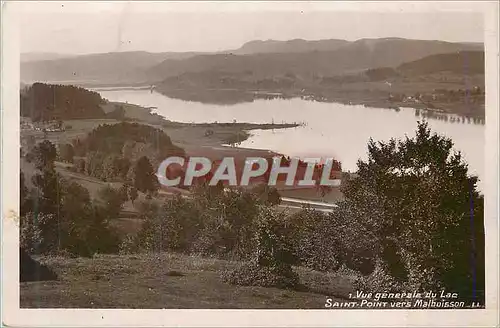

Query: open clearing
<box><xmin>20</xmin><ymin>252</ymin><xmax>354</xmax><ymax>309</ymax></box>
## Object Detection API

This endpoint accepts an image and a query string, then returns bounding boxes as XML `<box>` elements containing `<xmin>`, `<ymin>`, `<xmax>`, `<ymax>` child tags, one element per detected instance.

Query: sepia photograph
<box><xmin>1</xmin><ymin>1</ymin><xmax>499</xmax><ymax>327</ymax></box>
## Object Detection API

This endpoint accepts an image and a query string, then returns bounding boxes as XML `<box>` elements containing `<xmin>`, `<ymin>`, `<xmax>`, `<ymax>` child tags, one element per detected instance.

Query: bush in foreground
<box><xmin>221</xmin><ymin>206</ymin><xmax>300</xmax><ymax>289</ymax></box>
<box><xmin>221</xmin><ymin>261</ymin><xmax>300</xmax><ymax>289</ymax></box>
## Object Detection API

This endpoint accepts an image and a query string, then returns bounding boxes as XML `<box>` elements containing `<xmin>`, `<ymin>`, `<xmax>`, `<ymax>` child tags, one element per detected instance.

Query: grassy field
<box><xmin>20</xmin><ymin>252</ymin><xmax>355</xmax><ymax>309</ymax></box>
<box><xmin>21</xmin><ymin>118</ymin><xmax>119</xmax><ymax>147</ymax></box>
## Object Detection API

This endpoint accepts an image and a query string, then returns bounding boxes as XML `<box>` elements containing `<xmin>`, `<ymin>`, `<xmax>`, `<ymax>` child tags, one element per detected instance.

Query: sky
<box><xmin>12</xmin><ymin>1</ymin><xmax>485</xmax><ymax>55</ymax></box>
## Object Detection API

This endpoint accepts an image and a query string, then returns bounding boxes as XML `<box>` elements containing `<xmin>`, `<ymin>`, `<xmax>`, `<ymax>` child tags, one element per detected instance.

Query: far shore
<box><xmin>155</xmin><ymin>87</ymin><xmax>485</xmax><ymax>119</ymax></box>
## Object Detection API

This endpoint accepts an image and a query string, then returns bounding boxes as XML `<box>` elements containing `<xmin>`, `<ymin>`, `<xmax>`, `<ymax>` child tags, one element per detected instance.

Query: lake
<box><xmin>98</xmin><ymin>89</ymin><xmax>485</xmax><ymax>190</ymax></box>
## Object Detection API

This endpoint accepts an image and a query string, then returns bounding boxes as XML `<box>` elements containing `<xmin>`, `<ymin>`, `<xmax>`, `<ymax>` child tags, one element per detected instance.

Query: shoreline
<box><xmin>155</xmin><ymin>87</ymin><xmax>485</xmax><ymax>119</ymax></box>
<box><xmin>91</xmin><ymin>82</ymin><xmax>485</xmax><ymax>119</ymax></box>
<box><xmin>105</xmin><ymin>100</ymin><xmax>302</xmax><ymax>148</ymax></box>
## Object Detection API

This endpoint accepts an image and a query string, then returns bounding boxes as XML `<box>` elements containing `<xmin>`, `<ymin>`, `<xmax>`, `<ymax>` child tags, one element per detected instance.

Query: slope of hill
<box><xmin>358</xmin><ymin>50</ymin><xmax>484</xmax><ymax>81</ymax></box>
<box><xmin>398</xmin><ymin>50</ymin><xmax>484</xmax><ymax>76</ymax></box>
<box><xmin>21</xmin><ymin>51</ymin><xmax>204</xmax><ymax>85</ymax></box>
<box><xmin>341</xmin><ymin>38</ymin><xmax>481</xmax><ymax>69</ymax></box>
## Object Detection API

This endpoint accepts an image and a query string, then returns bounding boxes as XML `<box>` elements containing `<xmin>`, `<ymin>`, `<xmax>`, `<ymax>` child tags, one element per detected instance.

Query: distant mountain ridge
<box><xmin>21</xmin><ymin>37</ymin><xmax>483</xmax><ymax>85</ymax></box>
<box><xmin>147</xmin><ymin>38</ymin><xmax>482</xmax><ymax>82</ymax></box>
<box><xmin>21</xmin><ymin>51</ymin><xmax>205</xmax><ymax>85</ymax></box>
<box><xmin>21</xmin><ymin>52</ymin><xmax>76</xmax><ymax>62</ymax></box>
<box><xmin>232</xmin><ymin>37</ymin><xmax>482</xmax><ymax>55</ymax></box>
<box><xmin>232</xmin><ymin>38</ymin><xmax>351</xmax><ymax>54</ymax></box>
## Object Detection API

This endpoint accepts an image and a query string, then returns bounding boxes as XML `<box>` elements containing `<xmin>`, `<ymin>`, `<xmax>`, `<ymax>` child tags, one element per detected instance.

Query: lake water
<box><xmin>98</xmin><ymin>89</ymin><xmax>485</xmax><ymax>189</ymax></box>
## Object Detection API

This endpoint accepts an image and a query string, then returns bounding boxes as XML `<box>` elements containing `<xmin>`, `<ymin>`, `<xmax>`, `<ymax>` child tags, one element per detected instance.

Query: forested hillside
<box><xmin>20</xmin><ymin>83</ymin><xmax>106</xmax><ymax>121</ymax></box>
<box><xmin>397</xmin><ymin>51</ymin><xmax>484</xmax><ymax>76</ymax></box>
<box><xmin>72</xmin><ymin>122</ymin><xmax>185</xmax><ymax>169</ymax></box>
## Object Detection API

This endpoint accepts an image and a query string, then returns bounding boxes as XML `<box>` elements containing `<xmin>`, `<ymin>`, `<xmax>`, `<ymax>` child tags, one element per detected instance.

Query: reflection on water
<box><xmin>99</xmin><ymin>89</ymin><xmax>484</xmax><ymax>190</ymax></box>
<box><xmin>414</xmin><ymin>108</ymin><xmax>486</xmax><ymax>125</ymax></box>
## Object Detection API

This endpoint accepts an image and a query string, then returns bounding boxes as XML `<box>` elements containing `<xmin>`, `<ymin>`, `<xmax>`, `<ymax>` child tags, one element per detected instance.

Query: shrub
<box><xmin>286</xmin><ymin>207</ymin><xmax>342</xmax><ymax>272</ymax></box>
<box><xmin>20</xmin><ymin>213</ymin><xmax>48</xmax><ymax>254</ymax></box>
<box><xmin>75</xmin><ymin>158</ymin><xmax>86</xmax><ymax>173</ymax></box>
<box><xmin>119</xmin><ymin>234</ymin><xmax>140</xmax><ymax>255</ymax></box>
<box><xmin>221</xmin><ymin>261</ymin><xmax>299</xmax><ymax>289</ymax></box>
<box><xmin>119</xmin><ymin>184</ymin><xmax>130</xmax><ymax>202</ymax></box>
<box><xmin>192</xmin><ymin>186</ymin><xmax>260</xmax><ymax>259</ymax></box>
<box><xmin>136</xmin><ymin>196</ymin><xmax>202</xmax><ymax>253</ymax></box>
<box><xmin>250</xmin><ymin>184</ymin><xmax>281</xmax><ymax>205</ymax></box>
<box><xmin>191</xmin><ymin>213</ymin><xmax>232</xmax><ymax>258</ymax></box>
<box><xmin>134</xmin><ymin>186</ymin><xmax>273</xmax><ymax>260</ymax></box>
<box><xmin>97</xmin><ymin>185</ymin><xmax>125</xmax><ymax>219</ymax></box>
<box><xmin>32</xmin><ymin>140</ymin><xmax>57</xmax><ymax>170</ymax></box>
<box><xmin>63</xmin><ymin>204</ymin><xmax>121</xmax><ymax>257</ymax></box>
<box><xmin>58</xmin><ymin>143</ymin><xmax>75</xmax><ymax>163</ymax></box>
<box><xmin>134</xmin><ymin>200</ymin><xmax>161</xmax><ymax>251</ymax></box>
<box><xmin>86</xmin><ymin>151</ymin><xmax>106</xmax><ymax>178</ymax></box>
<box><xmin>221</xmin><ymin>206</ymin><xmax>300</xmax><ymax>289</ymax></box>
<box><xmin>352</xmin><ymin>260</ymin><xmax>402</xmax><ymax>294</ymax></box>
<box><xmin>128</xmin><ymin>186</ymin><xmax>138</xmax><ymax>204</ymax></box>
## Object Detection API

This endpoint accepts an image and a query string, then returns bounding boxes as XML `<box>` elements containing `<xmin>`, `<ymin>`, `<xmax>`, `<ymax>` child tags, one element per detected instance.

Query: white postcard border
<box><xmin>2</xmin><ymin>1</ymin><xmax>498</xmax><ymax>327</ymax></box>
